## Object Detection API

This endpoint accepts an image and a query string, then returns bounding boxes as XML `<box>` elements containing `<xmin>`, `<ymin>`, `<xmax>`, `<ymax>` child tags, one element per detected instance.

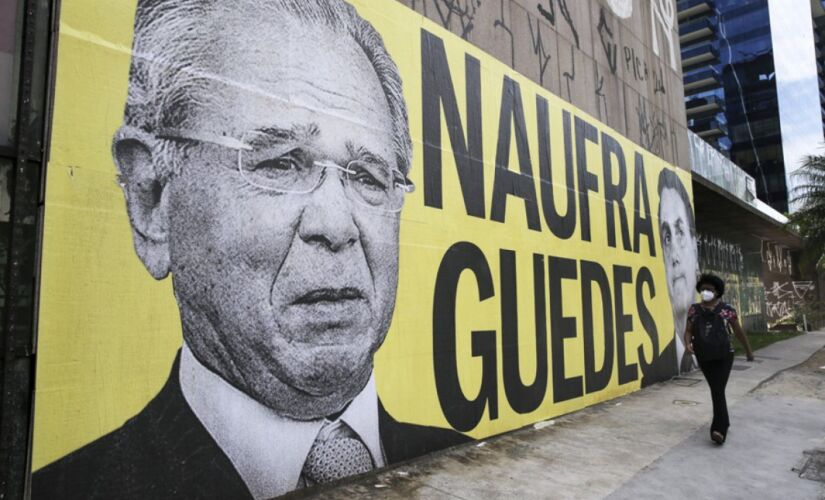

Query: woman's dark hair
<box><xmin>696</xmin><ymin>273</ymin><xmax>725</xmax><ymax>298</ymax></box>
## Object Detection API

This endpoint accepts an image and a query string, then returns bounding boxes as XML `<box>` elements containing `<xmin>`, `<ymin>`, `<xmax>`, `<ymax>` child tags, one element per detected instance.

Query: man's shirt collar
<box><xmin>179</xmin><ymin>343</ymin><xmax>384</xmax><ymax>499</ymax></box>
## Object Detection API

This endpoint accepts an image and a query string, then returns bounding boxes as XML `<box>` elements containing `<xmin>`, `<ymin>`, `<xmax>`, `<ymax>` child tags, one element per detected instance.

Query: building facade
<box><xmin>679</xmin><ymin>0</ymin><xmax>792</xmax><ymax>212</ymax></box>
<box><xmin>812</xmin><ymin>1</ymin><xmax>825</xmax><ymax>138</ymax></box>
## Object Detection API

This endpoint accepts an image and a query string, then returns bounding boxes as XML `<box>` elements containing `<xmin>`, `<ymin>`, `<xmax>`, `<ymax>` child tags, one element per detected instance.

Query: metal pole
<box><xmin>0</xmin><ymin>0</ymin><xmax>54</xmax><ymax>497</ymax></box>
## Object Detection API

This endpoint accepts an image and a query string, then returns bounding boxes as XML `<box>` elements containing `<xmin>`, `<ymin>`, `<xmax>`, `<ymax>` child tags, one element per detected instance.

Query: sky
<box><xmin>768</xmin><ymin>0</ymin><xmax>825</xmax><ymax>212</ymax></box>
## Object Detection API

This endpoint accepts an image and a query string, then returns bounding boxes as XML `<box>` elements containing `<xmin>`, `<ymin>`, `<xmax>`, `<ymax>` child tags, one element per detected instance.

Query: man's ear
<box><xmin>113</xmin><ymin>126</ymin><xmax>171</xmax><ymax>280</ymax></box>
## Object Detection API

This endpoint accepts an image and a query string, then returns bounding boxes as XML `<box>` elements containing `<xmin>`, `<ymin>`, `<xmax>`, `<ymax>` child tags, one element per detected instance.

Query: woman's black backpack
<box><xmin>691</xmin><ymin>303</ymin><xmax>732</xmax><ymax>362</ymax></box>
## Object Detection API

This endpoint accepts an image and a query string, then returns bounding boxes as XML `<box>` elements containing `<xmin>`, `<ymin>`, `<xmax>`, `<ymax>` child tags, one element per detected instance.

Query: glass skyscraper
<box><xmin>679</xmin><ymin>0</ymin><xmax>823</xmax><ymax>214</ymax></box>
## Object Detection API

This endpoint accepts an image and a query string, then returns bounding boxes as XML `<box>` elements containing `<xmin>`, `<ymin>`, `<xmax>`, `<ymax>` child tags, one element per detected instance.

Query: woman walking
<box><xmin>684</xmin><ymin>274</ymin><xmax>754</xmax><ymax>445</ymax></box>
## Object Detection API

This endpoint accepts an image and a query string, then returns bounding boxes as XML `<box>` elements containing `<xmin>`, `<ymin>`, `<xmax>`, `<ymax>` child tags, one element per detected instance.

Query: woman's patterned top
<box><xmin>688</xmin><ymin>302</ymin><xmax>737</xmax><ymax>353</ymax></box>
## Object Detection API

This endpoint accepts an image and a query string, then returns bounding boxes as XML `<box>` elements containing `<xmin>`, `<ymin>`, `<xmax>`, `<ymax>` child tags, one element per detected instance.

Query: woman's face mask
<box><xmin>701</xmin><ymin>290</ymin><xmax>716</xmax><ymax>302</ymax></box>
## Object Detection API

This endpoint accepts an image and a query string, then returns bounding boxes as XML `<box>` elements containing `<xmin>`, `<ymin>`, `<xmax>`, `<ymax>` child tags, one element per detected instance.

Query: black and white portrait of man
<box><xmin>33</xmin><ymin>1</ymin><xmax>467</xmax><ymax>498</ymax></box>
<box><xmin>639</xmin><ymin>169</ymin><xmax>699</xmax><ymax>385</ymax></box>
<box><xmin>655</xmin><ymin>169</ymin><xmax>699</xmax><ymax>378</ymax></box>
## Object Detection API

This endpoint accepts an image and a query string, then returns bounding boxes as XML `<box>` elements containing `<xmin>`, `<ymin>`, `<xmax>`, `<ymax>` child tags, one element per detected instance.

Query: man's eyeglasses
<box><xmin>156</xmin><ymin>129</ymin><xmax>415</xmax><ymax>213</ymax></box>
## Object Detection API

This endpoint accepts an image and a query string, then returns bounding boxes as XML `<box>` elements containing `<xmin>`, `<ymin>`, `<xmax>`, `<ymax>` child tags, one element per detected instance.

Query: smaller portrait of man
<box><xmin>32</xmin><ymin>1</ymin><xmax>467</xmax><ymax>498</ymax></box>
<box><xmin>648</xmin><ymin>168</ymin><xmax>699</xmax><ymax>382</ymax></box>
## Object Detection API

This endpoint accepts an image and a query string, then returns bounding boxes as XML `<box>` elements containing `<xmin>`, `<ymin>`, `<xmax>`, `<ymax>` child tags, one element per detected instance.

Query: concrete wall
<box><xmin>395</xmin><ymin>0</ymin><xmax>690</xmax><ymax>169</ymax></box>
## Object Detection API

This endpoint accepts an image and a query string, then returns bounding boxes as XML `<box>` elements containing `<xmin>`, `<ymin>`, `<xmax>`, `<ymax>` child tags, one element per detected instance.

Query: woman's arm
<box><xmin>684</xmin><ymin>320</ymin><xmax>693</xmax><ymax>355</ymax></box>
<box><xmin>730</xmin><ymin>317</ymin><xmax>754</xmax><ymax>361</ymax></box>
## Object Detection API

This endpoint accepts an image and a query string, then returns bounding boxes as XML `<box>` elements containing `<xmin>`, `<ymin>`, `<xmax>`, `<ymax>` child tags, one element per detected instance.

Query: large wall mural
<box><xmin>31</xmin><ymin>0</ymin><xmax>693</xmax><ymax>498</ymax></box>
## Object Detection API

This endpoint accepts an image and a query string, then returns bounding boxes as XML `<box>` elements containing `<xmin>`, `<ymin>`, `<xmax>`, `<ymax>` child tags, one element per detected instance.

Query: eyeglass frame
<box><xmin>154</xmin><ymin>128</ymin><xmax>415</xmax><ymax>213</ymax></box>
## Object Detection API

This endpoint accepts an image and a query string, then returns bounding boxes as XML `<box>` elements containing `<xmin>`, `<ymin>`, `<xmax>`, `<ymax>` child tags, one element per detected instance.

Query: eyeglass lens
<box><xmin>238</xmin><ymin>147</ymin><xmax>407</xmax><ymax>211</ymax></box>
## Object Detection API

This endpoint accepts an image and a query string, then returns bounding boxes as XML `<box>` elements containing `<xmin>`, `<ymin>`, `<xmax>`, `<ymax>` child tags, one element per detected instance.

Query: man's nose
<box><xmin>297</xmin><ymin>168</ymin><xmax>359</xmax><ymax>252</ymax></box>
<box><xmin>670</xmin><ymin>250</ymin><xmax>681</xmax><ymax>267</ymax></box>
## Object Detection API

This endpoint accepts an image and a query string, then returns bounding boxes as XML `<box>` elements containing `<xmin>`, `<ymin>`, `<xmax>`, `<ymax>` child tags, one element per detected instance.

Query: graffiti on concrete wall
<box><xmin>624</xmin><ymin>44</ymin><xmax>648</xmax><ymax>82</ymax></box>
<box><xmin>534</xmin><ymin>0</ymin><xmax>581</xmax><ymax>102</ymax></box>
<box><xmin>762</xmin><ymin>241</ymin><xmax>793</xmax><ymax>276</ymax></box>
<box><xmin>698</xmin><ymin>234</ymin><xmax>763</xmax><ymax>319</ymax></box>
<box><xmin>493</xmin><ymin>0</ymin><xmax>515</xmax><ymax>66</ymax></box>
<box><xmin>698</xmin><ymin>234</ymin><xmax>744</xmax><ymax>275</ymax></box>
<box><xmin>597</xmin><ymin>7</ymin><xmax>619</xmax><ymax>75</ymax></box>
<box><xmin>598</xmin><ymin>0</ymin><xmax>679</xmax><ymax>81</ymax></box>
<box><xmin>740</xmin><ymin>276</ymin><xmax>766</xmax><ymax>318</ymax></box>
<box><xmin>622</xmin><ymin>47</ymin><xmax>666</xmax><ymax>97</ymax></box>
<box><xmin>719</xmin><ymin>272</ymin><xmax>743</xmax><ymax>317</ymax></box>
<box><xmin>595</xmin><ymin>66</ymin><xmax>609</xmax><ymax>122</ymax></box>
<box><xmin>596</xmin><ymin>2</ymin><xmax>675</xmax><ymax>154</ymax></box>
<box><xmin>650</xmin><ymin>0</ymin><xmax>677</xmax><ymax>71</ymax></box>
<box><xmin>411</xmin><ymin>0</ymin><xmax>482</xmax><ymax>39</ymax></box>
<box><xmin>412</xmin><ymin>0</ymin><xmax>681</xmax><ymax>162</ymax></box>
<box><xmin>637</xmin><ymin>95</ymin><xmax>676</xmax><ymax>158</ymax></box>
<box><xmin>537</xmin><ymin>0</ymin><xmax>579</xmax><ymax>48</ymax></box>
<box><xmin>765</xmin><ymin>280</ymin><xmax>816</xmax><ymax>321</ymax></box>
<box><xmin>562</xmin><ymin>44</ymin><xmax>576</xmax><ymax>101</ymax></box>
<box><xmin>759</xmin><ymin>240</ymin><xmax>814</xmax><ymax>326</ymax></box>
<box><xmin>653</xmin><ymin>66</ymin><xmax>666</xmax><ymax>94</ymax></box>
<box><xmin>528</xmin><ymin>13</ymin><xmax>554</xmax><ymax>86</ymax></box>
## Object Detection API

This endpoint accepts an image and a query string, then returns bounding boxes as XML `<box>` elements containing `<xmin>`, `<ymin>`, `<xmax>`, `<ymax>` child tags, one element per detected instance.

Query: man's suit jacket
<box><xmin>32</xmin><ymin>354</ymin><xmax>470</xmax><ymax>499</ymax></box>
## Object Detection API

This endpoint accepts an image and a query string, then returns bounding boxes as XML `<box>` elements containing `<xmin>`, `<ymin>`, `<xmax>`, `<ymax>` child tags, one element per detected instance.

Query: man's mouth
<box><xmin>286</xmin><ymin>287</ymin><xmax>368</xmax><ymax>332</ymax></box>
<box><xmin>292</xmin><ymin>287</ymin><xmax>365</xmax><ymax>305</ymax></box>
<box><xmin>671</xmin><ymin>274</ymin><xmax>685</xmax><ymax>287</ymax></box>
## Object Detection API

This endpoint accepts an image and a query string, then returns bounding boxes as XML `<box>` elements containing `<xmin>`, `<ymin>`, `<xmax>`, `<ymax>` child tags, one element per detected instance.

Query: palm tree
<box><xmin>790</xmin><ymin>153</ymin><xmax>825</xmax><ymax>272</ymax></box>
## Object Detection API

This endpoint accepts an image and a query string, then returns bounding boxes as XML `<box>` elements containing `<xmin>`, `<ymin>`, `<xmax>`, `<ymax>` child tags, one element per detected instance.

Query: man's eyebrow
<box><xmin>246</xmin><ymin>124</ymin><xmax>320</xmax><ymax>148</ymax></box>
<box><xmin>348</xmin><ymin>143</ymin><xmax>392</xmax><ymax>171</ymax></box>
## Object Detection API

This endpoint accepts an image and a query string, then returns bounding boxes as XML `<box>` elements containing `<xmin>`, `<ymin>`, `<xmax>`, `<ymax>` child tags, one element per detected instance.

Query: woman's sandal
<box><xmin>711</xmin><ymin>431</ymin><xmax>725</xmax><ymax>445</ymax></box>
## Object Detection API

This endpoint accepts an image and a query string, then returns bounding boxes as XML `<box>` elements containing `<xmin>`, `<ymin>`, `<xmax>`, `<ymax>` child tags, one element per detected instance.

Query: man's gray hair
<box><xmin>124</xmin><ymin>0</ymin><xmax>412</xmax><ymax>175</ymax></box>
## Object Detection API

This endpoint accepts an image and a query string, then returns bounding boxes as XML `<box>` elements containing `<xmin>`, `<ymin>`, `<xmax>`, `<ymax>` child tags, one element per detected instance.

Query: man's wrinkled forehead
<box><xmin>658</xmin><ymin>189</ymin><xmax>689</xmax><ymax>239</ymax></box>
<box><xmin>183</xmin><ymin>14</ymin><xmax>393</xmax><ymax>144</ymax></box>
<box><xmin>659</xmin><ymin>189</ymin><xmax>689</xmax><ymax>220</ymax></box>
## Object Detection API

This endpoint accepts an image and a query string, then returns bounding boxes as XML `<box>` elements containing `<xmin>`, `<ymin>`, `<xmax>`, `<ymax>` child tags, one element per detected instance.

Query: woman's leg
<box><xmin>699</xmin><ymin>357</ymin><xmax>731</xmax><ymax>439</ymax></box>
<box><xmin>714</xmin><ymin>353</ymin><xmax>734</xmax><ymax>435</ymax></box>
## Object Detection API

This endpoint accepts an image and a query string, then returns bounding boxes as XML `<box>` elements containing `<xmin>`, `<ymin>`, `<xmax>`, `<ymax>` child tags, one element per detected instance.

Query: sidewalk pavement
<box><xmin>296</xmin><ymin>330</ymin><xmax>825</xmax><ymax>500</ymax></box>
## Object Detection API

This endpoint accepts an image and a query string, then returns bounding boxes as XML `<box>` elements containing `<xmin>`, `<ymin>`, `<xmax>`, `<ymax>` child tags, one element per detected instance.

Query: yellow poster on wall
<box><xmin>32</xmin><ymin>0</ymin><xmax>696</xmax><ymax>498</ymax></box>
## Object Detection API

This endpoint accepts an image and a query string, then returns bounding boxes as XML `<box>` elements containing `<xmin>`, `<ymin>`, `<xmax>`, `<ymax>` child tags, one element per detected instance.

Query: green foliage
<box><xmin>734</xmin><ymin>330</ymin><xmax>804</xmax><ymax>356</ymax></box>
<box><xmin>789</xmin><ymin>153</ymin><xmax>825</xmax><ymax>272</ymax></box>
<box><xmin>793</xmin><ymin>300</ymin><xmax>825</xmax><ymax>330</ymax></box>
